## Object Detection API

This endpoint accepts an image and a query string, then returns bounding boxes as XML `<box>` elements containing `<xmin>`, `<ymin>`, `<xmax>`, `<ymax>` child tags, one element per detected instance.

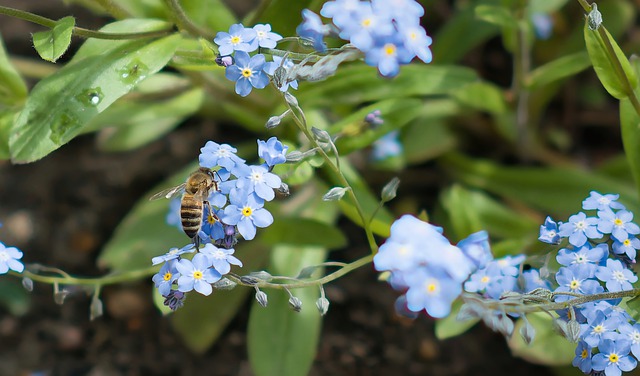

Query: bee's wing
<box><xmin>149</xmin><ymin>183</ymin><xmax>186</xmax><ymax>201</ymax></box>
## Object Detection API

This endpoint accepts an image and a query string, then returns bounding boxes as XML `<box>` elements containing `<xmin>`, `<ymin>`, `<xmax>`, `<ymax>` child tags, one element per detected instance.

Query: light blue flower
<box><xmin>613</xmin><ymin>236</ymin><xmax>640</xmax><ymax>260</ymax></box>
<box><xmin>263</xmin><ymin>56</ymin><xmax>298</xmax><ymax>92</ymax></box>
<box><xmin>371</xmin><ymin>131</ymin><xmax>402</xmax><ymax>160</ymax></box>
<box><xmin>339</xmin><ymin>2</ymin><xmax>394</xmax><ymax>51</ymax></box>
<box><xmin>239</xmin><ymin>165</ymin><xmax>282</xmax><ymax>201</ymax></box>
<box><xmin>214</xmin><ymin>23</ymin><xmax>257</xmax><ymax>56</ymax></box>
<box><xmin>175</xmin><ymin>254</ymin><xmax>221</xmax><ymax>296</ymax></box>
<box><xmin>538</xmin><ymin>216</ymin><xmax>562</xmax><ymax>244</ymax></box>
<box><xmin>572</xmin><ymin>341</ymin><xmax>593</xmax><ymax>374</ymax></box>
<box><xmin>200</xmin><ymin>243</ymin><xmax>242</xmax><ymax>275</ymax></box>
<box><xmin>597</xmin><ymin>209</ymin><xmax>640</xmax><ymax>243</ymax></box>
<box><xmin>257</xmin><ymin>137</ymin><xmax>289</xmax><ymax>168</ymax></box>
<box><xmin>0</xmin><ymin>242</ymin><xmax>24</xmax><ymax>274</ymax></box>
<box><xmin>199</xmin><ymin>141</ymin><xmax>246</xmax><ymax>171</ymax></box>
<box><xmin>151</xmin><ymin>244</ymin><xmax>196</xmax><ymax>265</ymax></box>
<box><xmin>403</xmin><ymin>267</ymin><xmax>462</xmax><ymax>318</ymax></box>
<box><xmin>583</xmin><ymin>191</ymin><xmax>625</xmax><ymax>211</ymax></box>
<box><xmin>595</xmin><ymin>259</ymin><xmax>638</xmax><ymax>292</ymax></box>
<box><xmin>396</xmin><ymin>23</ymin><xmax>432</xmax><ymax>63</ymax></box>
<box><xmin>522</xmin><ymin>269</ymin><xmax>551</xmax><ymax>292</ymax></box>
<box><xmin>531</xmin><ymin>13</ymin><xmax>553</xmax><ymax>40</ymax></box>
<box><xmin>592</xmin><ymin>339</ymin><xmax>637</xmax><ymax>376</ymax></box>
<box><xmin>199</xmin><ymin>205</ymin><xmax>225</xmax><ymax>242</ymax></box>
<box><xmin>225</xmin><ymin>51</ymin><xmax>270</xmax><ymax>97</ymax></box>
<box><xmin>554</xmin><ymin>264</ymin><xmax>603</xmax><ymax>302</ymax></box>
<box><xmin>252</xmin><ymin>24</ymin><xmax>282</xmax><ymax>49</ymax></box>
<box><xmin>296</xmin><ymin>9</ymin><xmax>329</xmax><ymax>52</ymax></box>
<box><xmin>619</xmin><ymin>322</ymin><xmax>640</xmax><ymax>359</ymax></box>
<box><xmin>152</xmin><ymin>260</ymin><xmax>179</xmax><ymax>296</ymax></box>
<box><xmin>457</xmin><ymin>230</ymin><xmax>493</xmax><ymax>269</ymax></box>
<box><xmin>580</xmin><ymin>310</ymin><xmax>622</xmax><ymax>348</ymax></box>
<box><xmin>222</xmin><ymin>193</ymin><xmax>274</xmax><ymax>241</ymax></box>
<box><xmin>364</xmin><ymin>34</ymin><xmax>414</xmax><ymax>77</ymax></box>
<box><xmin>559</xmin><ymin>212</ymin><xmax>602</xmax><ymax>247</ymax></box>
<box><xmin>556</xmin><ymin>244</ymin><xmax>606</xmax><ymax>269</ymax></box>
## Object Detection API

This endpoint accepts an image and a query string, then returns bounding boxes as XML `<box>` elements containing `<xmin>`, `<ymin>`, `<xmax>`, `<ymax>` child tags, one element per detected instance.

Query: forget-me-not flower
<box><xmin>175</xmin><ymin>254</ymin><xmax>222</xmax><ymax>296</ymax></box>
<box><xmin>214</xmin><ymin>23</ymin><xmax>258</xmax><ymax>56</ymax></box>
<box><xmin>225</xmin><ymin>51</ymin><xmax>270</xmax><ymax>97</ymax></box>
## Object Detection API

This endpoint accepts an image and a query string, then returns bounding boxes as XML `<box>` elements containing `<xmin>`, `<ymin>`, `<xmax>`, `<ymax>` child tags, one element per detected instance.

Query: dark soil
<box><xmin>0</xmin><ymin>1</ymin><xmax>561</xmax><ymax>375</ymax></box>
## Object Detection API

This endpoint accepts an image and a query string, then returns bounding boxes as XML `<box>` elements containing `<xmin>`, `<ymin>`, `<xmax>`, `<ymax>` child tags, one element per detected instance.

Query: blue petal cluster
<box><xmin>214</xmin><ymin>23</ymin><xmax>285</xmax><ymax>96</ymax></box>
<box><xmin>374</xmin><ymin>215</ymin><xmax>487</xmax><ymax>318</ymax></box>
<box><xmin>297</xmin><ymin>0</ymin><xmax>432</xmax><ymax>77</ymax></box>
<box><xmin>152</xmin><ymin>139</ymin><xmax>288</xmax><ymax>305</ymax></box>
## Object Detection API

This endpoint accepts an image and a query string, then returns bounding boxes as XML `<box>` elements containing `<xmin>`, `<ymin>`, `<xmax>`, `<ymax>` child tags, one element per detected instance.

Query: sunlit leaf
<box><xmin>0</xmin><ymin>34</ymin><xmax>27</xmax><ymax>107</ymax></box>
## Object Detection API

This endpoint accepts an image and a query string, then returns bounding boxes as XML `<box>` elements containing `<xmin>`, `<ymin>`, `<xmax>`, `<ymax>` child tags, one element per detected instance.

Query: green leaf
<box><xmin>181</xmin><ymin>0</ymin><xmax>236</xmax><ymax>34</ymax></box>
<box><xmin>0</xmin><ymin>110</ymin><xmax>15</xmax><ymax>159</ymax></box>
<box><xmin>452</xmin><ymin>81</ymin><xmax>507</xmax><ymax>114</ymax></box>
<box><xmin>9</xmin><ymin>32</ymin><xmax>180</xmax><ymax>163</ymax></box>
<box><xmin>620</xmin><ymin>87</ymin><xmax>640</xmax><ymax>198</ymax></box>
<box><xmin>0</xmin><ymin>34</ymin><xmax>28</xmax><ymax>107</ymax></box>
<box><xmin>529</xmin><ymin>0</ymin><xmax>569</xmax><ymax>14</ymax></box>
<box><xmin>403</xmin><ymin>111</ymin><xmax>458</xmax><ymax>164</ymax></box>
<box><xmin>297</xmin><ymin>65</ymin><xmax>479</xmax><ymax>106</ymax></box>
<box><xmin>95</xmin><ymin>88</ymin><xmax>204</xmax><ymax>151</ymax></box>
<box><xmin>508</xmin><ymin>313</ymin><xmax>575</xmax><ymax>365</ymax></box>
<box><xmin>442</xmin><ymin>153</ymin><xmax>640</xmax><ymax>217</ymax></box>
<box><xmin>248</xmin><ymin>245</ymin><xmax>326</xmax><ymax>376</ymax></box>
<box><xmin>527</xmin><ymin>52</ymin><xmax>591</xmax><ymax>90</ymax></box>
<box><xmin>584</xmin><ymin>22</ymin><xmax>638</xmax><ymax>99</ymax></box>
<box><xmin>474</xmin><ymin>5</ymin><xmax>518</xmax><ymax>30</ymax></box>
<box><xmin>32</xmin><ymin>16</ymin><xmax>75</xmax><ymax>62</ymax></box>
<box><xmin>260</xmin><ymin>217</ymin><xmax>347</xmax><ymax>249</ymax></box>
<box><xmin>0</xmin><ymin>279</ymin><xmax>31</xmax><ymax>316</ymax></box>
<box><xmin>98</xmin><ymin>163</ymin><xmax>198</xmax><ymax>271</ymax></box>
<box><xmin>171</xmin><ymin>244</ymin><xmax>270</xmax><ymax>353</ymax></box>
<box><xmin>435</xmin><ymin>299</ymin><xmax>478</xmax><ymax>339</ymax></box>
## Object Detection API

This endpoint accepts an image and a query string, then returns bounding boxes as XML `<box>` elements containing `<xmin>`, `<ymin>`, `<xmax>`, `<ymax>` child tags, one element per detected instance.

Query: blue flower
<box><xmin>613</xmin><ymin>236</ymin><xmax>640</xmax><ymax>260</ymax></box>
<box><xmin>371</xmin><ymin>0</ymin><xmax>424</xmax><ymax>22</ymax></box>
<box><xmin>592</xmin><ymin>339</ymin><xmax>637</xmax><ymax>376</ymax></box>
<box><xmin>339</xmin><ymin>2</ymin><xmax>394</xmax><ymax>51</ymax></box>
<box><xmin>320</xmin><ymin>0</ymin><xmax>362</xmax><ymax>27</ymax></box>
<box><xmin>166</xmin><ymin>197</ymin><xmax>182</xmax><ymax>231</ymax></box>
<box><xmin>559</xmin><ymin>212</ymin><xmax>602</xmax><ymax>247</ymax></box>
<box><xmin>619</xmin><ymin>322</ymin><xmax>640</xmax><ymax>358</ymax></box>
<box><xmin>199</xmin><ymin>141</ymin><xmax>246</xmax><ymax>171</ymax></box>
<box><xmin>581</xmin><ymin>310</ymin><xmax>622</xmax><ymax>348</ymax></box>
<box><xmin>457</xmin><ymin>230</ymin><xmax>493</xmax><ymax>269</ymax></box>
<box><xmin>397</xmin><ymin>23</ymin><xmax>432</xmax><ymax>63</ymax></box>
<box><xmin>263</xmin><ymin>56</ymin><xmax>299</xmax><ymax>92</ymax></box>
<box><xmin>199</xmin><ymin>205</ymin><xmax>225</xmax><ymax>242</ymax></box>
<box><xmin>364</xmin><ymin>34</ymin><xmax>414</xmax><ymax>77</ymax></box>
<box><xmin>296</xmin><ymin>9</ymin><xmax>329</xmax><ymax>52</ymax></box>
<box><xmin>225</xmin><ymin>51</ymin><xmax>270</xmax><ymax>97</ymax></box>
<box><xmin>163</xmin><ymin>290</ymin><xmax>186</xmax><ymax>311</ymax></box>
<box><xmin>554</xmin><ymin>264</ymin><xmax>603</xmax><ymax>302</ymax></box>
<box><xmin>522</xmin><ymin>269</ymin><xmax>551</xmax><ymax>292</ymax></box>
<box><xmin>257</xmin><ymin>137</ymin><xmax>289</xmax><ymax>168</ymax></box>
<box><xmin>222</xmin><ymin>193</ymin><xmax>274</xmax><ymax>240</ymax></box>
<box><xmin>0</xmin><ymin>242</ymin><xmax>24</xmax><ymax>274</ymax></box>
<box><xmin>151</xmin><ymin>244</ymin><xmax>196</xmax><ymax>265</ymax></box>
<box><xmin>239</xmin><ymin>165</ymin><xmax>282</xmax><ymax>201</ymax></box>
<box><xmin>175</xmin><ymin>254</ymin><xmax>221</xmax><ymax>296</ymax></box>
<box><xmin>403</xmin><ymin>267</ymin><xmax>462</xmax><ymax>318</ymax></box>
<box><xmin>572</xmin><ymin>341</ymin><xmax>593</xmax><ymax>373</ymax></box>
<box><xmin>463</xmin><ymin>266</ymin><xmax>498</xmax><ymax>294</ymax></box>
<box><xmin>531</xmin><ymin>13</ymin><xmax>553</xmax><ymax>40</ymax></box>
<box><xmin>371</xmin><ymin>131</ymin><xmax>402</xmax><ymax>160</ymax></box>
<box><xmin>152</xmin><ymin>260</ymin><xmax>180</xmax><ymax>296</ymax></box>
<box><xmin>538</xmin><ymin>216</ymin><xmax>562</xmax><ymax>244</ymax></box>
<box><xmin>252</xmin><ymin>24</ymin><xmax>282</xmax><ymax>49</ymax></box>
<box><xmin>556</xmin><ymin>244</ymin><xmax>607</xmax><ymax>268</ymax></box>
<box><xmin>214</xmin><ymin>23</ymin><xmax>258</xmax><ymax>56</ymax></box>
<box><xmin>200</xmin><ymin>243</ymin><xmax>242</xmax><ymax>275</ymax></box>
<box><xmin>583</xmin><ymin>191</ymin><xmax>625</xmax><ymax>211</ymax></box>
<box><xmin>597</xmin><ymin>209</ymin><xmax>640</xmax><ymax>243</ymax></box>
<box><xmin>596</xmin><ymin>259</ymin><xmax>638</xmax><ymax>292</ymax></box>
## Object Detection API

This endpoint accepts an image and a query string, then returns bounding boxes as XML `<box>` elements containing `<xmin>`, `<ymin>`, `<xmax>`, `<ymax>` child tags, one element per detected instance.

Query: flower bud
<box><xmin>323</xmin><ymin>186</ymin><xmax>349</xmax><ymax>201</ymax></box>
<box><xmin>316</xmin><ymin>297</ymin><xmax>330</xmax><ymax>315</ymax></box>
<box><xmin>90</xmin><ymin>296</ymin><xmax>104</xmax><ymax>321</ymax></box>
<box><xmin>266</xmin><ymin>115</ymin><xmax>281</xmax><ymax>129</ymax></box>
<box><xmin>215</xmin><ymin>55</ymin><xmax>234</xmax><ymax>67</ymax></box>
<box><xmin>255</xmin><ymin>290</ymin><xmax>268</xmax><ymax>307</ymax></box>
<box><xmin>284</xmin><ymin>92</ymin><xmax>299</xmax><ymax>107</ymax></box>
<box><xmin>380</xmin><ymin>177</ymin><xmax>400</xmax><ymax>203</ymax></box>
<box><xmin>213</xmin><ymin>277</ymin><xmax>237</xmax><ymax>290</ymax></box>
<box><xmin>22</xmin><ymin>277</ymin><xmax>34</xmax><ymax>292</ymax></box>
<box><xmin>289</xmin><ymin>296</ymin><xmax>303</xmax><ymax>312</ymax></box>
<box><xmin>311</xmin><ymin>127</ymin><xmax>331</xmax><ymax>143</ymax></box>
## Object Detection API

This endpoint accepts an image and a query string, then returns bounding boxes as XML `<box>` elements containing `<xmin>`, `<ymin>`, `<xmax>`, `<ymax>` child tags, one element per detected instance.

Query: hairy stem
<box><xmin>163</xmin><ymin>0</ymin><xmax>213</xmax><ymax>39</ymax></box>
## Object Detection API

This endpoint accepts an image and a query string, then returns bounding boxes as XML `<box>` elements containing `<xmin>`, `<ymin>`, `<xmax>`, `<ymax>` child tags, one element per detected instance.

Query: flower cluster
<box><xmin>214</xmin><ymin>23</ymin><xmax>299</xmax><ymax>96</ymax></box>
<box><xmin>373</xmin><ymin>215</ymin><xmax>490</xmax><ymax>318</ymax></box>
<box><xmin>152</xmin><ymin>137</ymin><xmax>288</xmax><ymax>308</ymax></box>
<box><xmin>538</xmin><ymin>192</ymin><xmax>640</xmax><ymax>376</ymax></box>
<box><xmin>297</xmin><ymin>0</ymin><xmax>433</xmax><ymax>77</ymax></box>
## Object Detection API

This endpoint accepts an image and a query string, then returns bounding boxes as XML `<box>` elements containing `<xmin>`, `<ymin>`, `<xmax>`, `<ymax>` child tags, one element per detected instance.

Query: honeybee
<box><xmin>150</xmin><ymin>167</ymin><xmax>219</xmax><ymax>248</ymax></box>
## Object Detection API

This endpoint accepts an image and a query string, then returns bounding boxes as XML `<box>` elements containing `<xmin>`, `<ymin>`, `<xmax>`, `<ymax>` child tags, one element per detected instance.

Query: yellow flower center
<box><xmin>207</xmin><ymin>214</ymin><xmax>217</xmax><ymax>225</ymax></box>
<box><xmin>426</xmin><ymin>282</ymin><xmax>438</xmax><ymax>294</ymax></box>
<box><xmin>409</xmin><ymin>31</ymin><xmax>417</xmax><ymax>40</ymax></box>
<box><xmin>362</xmin><ymin>18</ymin><xmax>372</xmax><ymax>28</ymax></box>
<box><xmin>242</xmin><ymin>207</ymin><xmax>253</xmax><ymax>217</ymax></box>
<box><xmin>609</xmin><ymin>353</ymin><xmax>619</xmax><ymax>363</ymax></box>
<box><xmin>163</xmin><ymin>272</ymin><xmax>172</xmax><ymax>282</ymax></box>
<box><xmin>384</xmin><ymin>43</ymin><xmax>396</xmax><ymax>56</ymax></box>
<box><xmin>592</xmin><ymin>325</ymin><xmax>604</xmax><ymax>334</ymax></box>
<box><xmin>624</xmin><ymin>239</ymin><xmax>632</xmax><ymax>246</ymax></box>
<box><xmin>481</xmin><ymin>276</ymin><xmax>490</xmax><ymax>283</ymax></box>
<box><xmin>581</xmin><ymin>349</ymin><xmax>588</xmax><ymax>359</ymax></box>
<box><xmin>242</xmin><ymin>68</ymin><xmax>253</xmax><ymax>78</ymax></box>
<box><xmin>231</xmin><ymin>36</ymin><xmax>241</xmax><ymax>44</ymax></box>
<box><xmin>569</xmin><ymin>279</ymin><xmax>580</xmax><ymax>290</ymax></box>
<box><xmin>614</xmin><ymin>218</ymin><xmax>624</xmax><ymax>226</ymax></box>
<box><xmin>193</xmin><ymin>271</ymin><xmax>203</xmax><ymax>280</ymax></box>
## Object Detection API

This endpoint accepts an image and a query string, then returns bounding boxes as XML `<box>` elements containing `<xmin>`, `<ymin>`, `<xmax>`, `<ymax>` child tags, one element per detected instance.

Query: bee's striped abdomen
<box><xmin>180</xmin><ymin>194</ymin><xmax>203</xmax><ymax>239</ymax></box>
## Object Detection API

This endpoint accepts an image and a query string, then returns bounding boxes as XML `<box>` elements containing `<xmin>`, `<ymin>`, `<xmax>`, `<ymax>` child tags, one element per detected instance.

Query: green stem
<box><xmin>228</xmin><ymin>254</ymin><xmax>374</xmax><ymax>290</ymax></box>
<box><xmin>16</xmin><ymin>266</ymin><xmax>158</xmax><ymax>286</ymax></box>
<box><xmin>163</xmin><ymin>0</ymin><xmax>213</xmax><ymax>39</ymax></box>
<box><xmin>283</xmin><ymin>97</ymin><xmax>379</xmax><ymax>254</ymax></box>
<box><xmin>0</xmin><ymin>6</ymin><xmax>174</xmax><ymax>40</ymax></box>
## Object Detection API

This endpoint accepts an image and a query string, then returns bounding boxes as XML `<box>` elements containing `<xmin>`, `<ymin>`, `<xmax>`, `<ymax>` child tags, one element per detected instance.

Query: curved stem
<box><xmin>15</xmin><ymin>266</ymin><xmax>158</xmax><ymax>286</ymax></box>
<box><xmin>91</xmin><ymin>0</ymin><xmax>131</xmax><ymax>19</ymax></box>
<box><xmin>283</xmin><ymin>96</ymin><xmax>379</xmax><ymax>254</ymax></box>
<box><xmin>163</xmin><ymin>0</ymin><xmax>213</xmax><ymax>39</ymax></box>
<box><xmin>0</xmin><ymin>6</ymin><xmax>174</xmax><ymax>40</ymax></box>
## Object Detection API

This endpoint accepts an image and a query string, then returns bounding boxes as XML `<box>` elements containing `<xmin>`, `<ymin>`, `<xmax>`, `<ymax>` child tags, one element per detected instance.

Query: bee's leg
<box><xmin>204</xmin><ymin>200</ymin><xmax>220</xmax><ymax>222</ymax></box>
<box><xmin>193</xmin><ymin>234</ymin><xmax>200</xmax><ymax>249</ymax></box>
